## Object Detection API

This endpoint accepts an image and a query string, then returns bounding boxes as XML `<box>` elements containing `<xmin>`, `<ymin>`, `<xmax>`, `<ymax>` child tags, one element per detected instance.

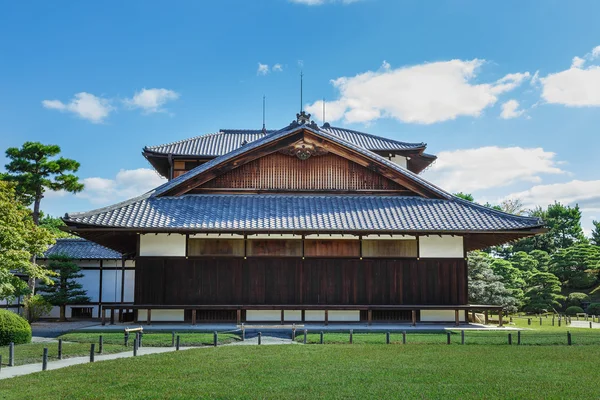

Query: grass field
<box><xmin>1</xmin><ymin>345</ymin><xmax>598</xmax><ymax>399</ymax></box>
<box><xmin>59</xmin><ymin>332</ymin><xmax>241</xmax><ymax>347</ymax></box>
<box><xmin>0</xmin><ymin>342</ymin><xmax>128</xmax><ymax>366</ymax></box>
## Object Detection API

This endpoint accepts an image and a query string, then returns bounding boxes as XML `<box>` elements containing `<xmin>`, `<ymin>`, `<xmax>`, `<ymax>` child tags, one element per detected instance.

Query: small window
<box><xmin>362</xmin><ymin>240</ymin><xmax>418</xmax><ymax>258</ymax></box>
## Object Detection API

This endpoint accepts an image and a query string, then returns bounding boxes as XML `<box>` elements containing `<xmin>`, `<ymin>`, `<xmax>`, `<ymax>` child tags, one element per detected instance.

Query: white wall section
<box><xmin>420</xmin><ymin>310</ymin><xmax>465</xmax><ymax>322</ymax></box>
<box><xmin>419</xmin><ymin>235</ymin><xmax>464</xmax><ymax>258</ymax></box>
<box><xmin>328</xmin><ymin>310</ymin><xmax>360</xmax><ymax>322</ymax></box>
<box><xmin>137</xmin><ymin>309</ymin><xmax>185</xmax><ymax>322</ymax></box>
<box><xmin>246</xmin><ymin>310</ymin><xmax>281</xmax><ymax>322</ymax></box>
<box><xmin>139</xmin><ymin>234</ymin><xmax>186</xmax><ymax>256</ymax></box>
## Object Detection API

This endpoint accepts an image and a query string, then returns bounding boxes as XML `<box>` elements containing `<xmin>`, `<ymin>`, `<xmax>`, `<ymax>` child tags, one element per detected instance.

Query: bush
<box><xmin>566</xmin><ymin>292</ymin><xmax>591</xmax><ymax>307</ymax></box>
<box><xmin>24</xmin><ymin>294</ymin><xmax>53</xmax><ymax>322</ymax></box>
<box><xmin>565</xmin><ymin>306</ymin><xmax>584</xmax><ymax>316</ymax></box>
<box><xmin>569</xmin><ymin>272</ymin><xmax>598</xmax><ymax>289</ymax></box>
<box><xmin>0</xmin><ymin>309</ymin><xmax>32</xmax><ymax>346</ymax></box>
<box><xmin>586</xmin><ymin>303</ymin><xmax>600</xmax><ymax>315</ymax></box>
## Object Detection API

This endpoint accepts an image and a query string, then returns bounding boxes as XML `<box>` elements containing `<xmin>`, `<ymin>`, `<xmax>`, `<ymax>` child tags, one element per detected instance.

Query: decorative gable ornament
<box><xmin>279</xmin><ymin>140</ymin><xmax>328</xmax><ymax>160</ymax></box>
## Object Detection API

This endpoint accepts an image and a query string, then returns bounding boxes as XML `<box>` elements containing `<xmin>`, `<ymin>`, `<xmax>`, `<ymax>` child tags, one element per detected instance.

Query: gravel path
<box><xmin>31</xmin><ymin>321</ymin><xmax>101</xmax><ymax>338</ymax></box>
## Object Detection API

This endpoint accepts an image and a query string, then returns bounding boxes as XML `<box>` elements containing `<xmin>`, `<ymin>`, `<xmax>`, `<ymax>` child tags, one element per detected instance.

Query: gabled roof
<box><xmin>42</xmin><ymin>238</ymin><xmax>122</xmax><ymax>260</ymax></box>
<box><xmin>144</xmin><ymin>126</ymin><xmax>426</xmax><ymax>157</ymax></box>
<box><xmin>152</xmin><ymin>123</ymin><xmax>447</xmax><ymax>198</ymax></box>
<box><xmin>64</xmin><ymin>194</ymin><xmax>543</xmax><ymax>232</ymax></box>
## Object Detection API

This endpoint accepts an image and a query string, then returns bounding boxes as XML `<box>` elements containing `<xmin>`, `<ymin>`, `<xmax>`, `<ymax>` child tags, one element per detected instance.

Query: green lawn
<box><xmin>1</xmin><ymin>345</ymin><xmax>598</xmax><ymax>399</ymax></box>
<box><xmin>0</xmin><ymin>342</ymin><xmax>127</xmax><ymax>367</ymax></box>
<box><xmin>59</xmin><ymin>332</ymin><xmax>241</xmax><ymax>347</ymax></box>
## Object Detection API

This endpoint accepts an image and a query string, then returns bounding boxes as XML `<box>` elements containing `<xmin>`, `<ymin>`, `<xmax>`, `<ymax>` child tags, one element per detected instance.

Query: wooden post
<box><xmin>461</xmin><ymin>330</ymin><xmax>465</xmax><ymax>345</ymax></box>
<box><xmin>386</xmin><ymin>332</ymin><xmax>390</xmax><ymax>345</ymax></box>
<box><xmin>146</xmin><ymin>309</ymin><xmax>151</xmax><ymax>325</ymax></box>
<box><xmin>508</xmin><ymin>333</ymin><xmax>512</xmax><ymax>345</ymax></box>
<box><xmin>324</xmin><ymin>310</ymin><xmax>329</xmax><ymax>326</ymax></box>
<box><xmin>242</xmin><ymin>324</ymin><xmax>245</xmax><ymax>341</ymax></box>
<box><xmin>101</xmin><ymin>308</ymin><xmax>106</xmax><ymax>326</ymax></box>
<box><xmin>258</xmin><ymin>332</ymin><xmax>262</xmax><ymax>345</ymax></box>
<box><xmin>99</xmin><ymin>335</ymin><xmax>103</xmax><ymax>354</ymax></box>
<box><xmin>90</xmin><ymin>344</ymin><xmax>95</xmax><ymax>362</ymax></box>
<box><xmin>368</xmin><ymin>310</ymin><xmax>372</xmax><ymax>326</ymax></box>
<box><xmin>192</xmin><ymin>309</ymin><xmax>197</xmax><ymax>326</ymax></box>
<box><xmin>567</xmin><ymin>331</ymin><xmax>572</xmax><ymax>346</ymax></box>
<box><xmin>349</xmin><ymin>329</ymin><xmax>353</xmax><ymax>344</ymax></box>
<box><xmin>528</xmin><ymin>318</ymin><xmax>531</xmax><ymax>325</ymax></box>
<box><xmin>447</xmin><ymin>332</ymin><xmax>451</xmax><ymax>345</ymax></box>
<box><xmin>411</xmin><ymin>310</ymin><xmax>416</xmax><ymax>327</ymax></box>
<box><xmin>176</xmin><ymin>335</ymin><xmax>180</xmax><ymax>351</ymax></box>
<box><xmin>42</xmin><ymin>348</ymin><xmax>48</xmax><ymax>371</ymax></box>
<box><xmin>304</xmin><ymin>329</ymin><xmax>307</xmax><ymax>344</ymax></box>
<box><xmin>484</xmin><ymin>310</ymin><xmax>489</xmax><ymax>325</ymax></box>
<box><xmin>517</xmin><ymin>330</ymin><xmax>521</xmax><ymax>345</ymax></box>
<box><xmin>540</xmin><ymin>317</ymin><xmax>542</xmax><ymax>326</ymax></box>
<box><xmin>455</xmin><ymin>309</ymin><xmax>460</xmax><ymax>327</ymax></box>
<box><xmin>171</xmin><ymin>332</ymin><xmax>176</xmax><ymax>347</ymax></box>
<box><xmin>110</xmin><ymin>308</ymin><xmax>115</xmax><ymax>325</ymax></box>
<box><xmin>281</xmin><ymin>310</ymin><xmax>284</xmax><ymax>325</ymax></box>
<box><xmin>124</xmin><ymin>332</ymin><xmax>129</xmax><ymax>347</ymax></box>
<box><xmin>301</xmin><ymin>310</ymin><xmax>305</xmax><ymax>323</ymax></box>
<box><xmin>320</xmin><ymin>331</ymin><xmax>324</xmax><ymax>344</ymax></box>
<box><xmin>402</xmin><ymin>331</ymin><xmax>406</xmax><ymax>344</ymax></box>
<box><xmin>133</xmin><ymin>337</ymin><xmax>138</xmax><ymax>356</ymax></box>
<box><xmin>8</xmin><ymin>342</ymin><xmax>14</xmax><ymax>367</ymax></box>
<box><xmin>58</xmin><ymin>339</ymin><xmax>63</xmax><ymax>360</ymax></box>
<box><xmin>236</xmin><ymin>309</ymin><xmax>241</xmax><ymax>325</ymax></box>
<box><xmin>214</xmin><ymin>331</ymin><xmax>218</xmax><ymax>347</ymax></box>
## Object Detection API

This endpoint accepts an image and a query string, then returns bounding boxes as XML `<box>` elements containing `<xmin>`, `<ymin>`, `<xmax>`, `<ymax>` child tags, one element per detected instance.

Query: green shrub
<box><xmin>565</xmin><ymin>306</ymin><xmax>584</xmax><ymax>316</ymax></box>
<box><xmin>586</xmin><ymin>303</ymin><xmax>600</xmax><ymax>315</ymax></box>
<box><xmin>566</xmin><ymin>292</ymin><xmax>591</xmax><ymax>307</ymax></box>
<box><xmin>0</xmin><ymin>309</ymin><xmax>32</xmax><ymax>346</ymax></box>
<box><xmin>24</xmin><ymin>295</ymin><xmax>53</xmax><ymax>322</ymax></box>
<box><xmin>569</xmin><ymin>272</ymin><xmax>597</xmax><ymax>289</ymax></box>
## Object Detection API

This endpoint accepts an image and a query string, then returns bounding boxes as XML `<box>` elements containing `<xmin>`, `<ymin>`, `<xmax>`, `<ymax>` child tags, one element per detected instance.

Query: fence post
<box><xmin>386</xmin><ymin>332</ymin><xmax>390</xmax><ymax>345</ymax></box>
<box><xmin>133</xmin><ymin>337</ymin><xmax>138</xmax><ymax>356</ymax></box>
<box><xmin>320</xmin><ymin>331</ymin><xmax>324</xmax><ymax>344</ymax></box>
<box><xmin>402</xmin><ymin>331</ymin><xmax>406</xmax><ymax>345</ymax></box>
<box><xmin>567</xmin><ymin>331</ymin><xmax>572</xmax><ymax>346</ymax></box>
<box><xmin>8</xmin><ymin>342</ymin><xmax>14</xmax><ymax>367</ymax></box>
<box><xmin>258</xmin><ymin>332</ymin><xmax>262</xmax><ymax>345</ymax></box>
<box><xmin>303</xmin><ymin>329</ymin><xmax>307</xmax><ymax>344</ymax></box>
<box><xmin>590</xmin><ymin>321</ymin><xmax>593</xmax><ymax>329</ymax></box>
<box><xmin>517</xmin><ymin>330</ymin><xmax>521</xmax><ymax>345</ymax></box>
<box><xmin>241</xmin><ymin>324</ymin><xmax>245</xmax><ymax>342</ymax></box>
<box><xmin>349</xmin><ymin>329</ymin><xmax>353</xmax><ymax>345</ymax></box>
<box><xmin>508</xmin><ymin>333</ymin><xmax>512</xmax><ymax>345</ymax></box>
<box><xmin>447</xmin><ymin>332</ymin><xmax>451</xmax><ymax>345</ymax></box>
<box><xmin>558</xmin><ymin>318</ymin><xmax>561</xmax><ymax>327</ymax></box>
<box><xmin>58</xmin><ymin>339</ymin><xmax>63</xmax><ymax>360</ymax></box>
<box><xmin>292</xmin><ymin>324</ymin><xmax>296</xmax><ymax>340</ymax></box>
<box><xmin>552</xmin><ymin>316</ymin><xmax>555</xmax><ymax>326</ymax></box>
<box><xmin>99</xmin><ymin>335</ymin><xmax>103</xmax><ymax>354</ymax></box>
<box><xmin>124</xmin><ymin>331</ymin><xmax>129</xmax><ymax>347</ymax></box>
<box><xmin>139</xmin><ymin>331</ymin><xmax>143</xmax><ymax>348</ymax></box>
<box><xmin>539</xmin><ymin>318</ymin><xmax>542</xmax><ymax>326</ymax></box>
<box><xmin>176</xmin><ymin>335</ymin><xmax>180</xmax><ymax>351</ymax></box>
<box><xmin>42</xmin><ymin>347</ymin><xmax>48</xmax><ymax>371</ymax></box>
<box><xmin>90</xmin><ymin>344</ymin><xmax>95</xmax><ymax>362</ymax></box>
<box><xmin>0</xmin><ymin>355</ymin><xmax>2</xmax><ymax>372</ymax></box>
<box><xmin>214</xmin><ymin>331</ymin><xmax>218</xmax><ymax>347</ymax></box>
<box><xmin>528</xmin><ymin>318</ymin><xmax>531</xmax><ymax>326</ymax></box>
<box><xmin>171</xmin><ymin>332</ymin><xmax>175</xmax><ymax>347</ymax></box>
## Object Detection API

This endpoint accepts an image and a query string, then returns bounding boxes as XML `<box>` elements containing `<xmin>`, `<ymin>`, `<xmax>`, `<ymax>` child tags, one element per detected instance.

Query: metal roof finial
<box><xmin>262</xmin><ymin>95</ymin><xmax>267</xmax><ymax>134</ymax></box>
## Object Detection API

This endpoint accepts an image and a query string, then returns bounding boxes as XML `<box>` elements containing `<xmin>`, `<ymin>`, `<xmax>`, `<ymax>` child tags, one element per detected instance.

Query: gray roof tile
<box><xmin>42</xmin><ymin>238</ymin><xmax>122</xmax><ymax>259</ymax></box>
<box><xmin>65</xmin><ymin>194</ymin><xmax>542</xmax><ymax>232</ymax></box>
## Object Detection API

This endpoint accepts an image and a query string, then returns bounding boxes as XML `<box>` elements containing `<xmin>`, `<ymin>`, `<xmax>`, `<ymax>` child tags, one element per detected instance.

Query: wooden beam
<box><xmin>411</xmin><ymin>310</ymin><xmax>416</xmax><ymax>326</ymax></box>
<box><xmin>455</xmin><ymin>309</ymin><xmax>459</xmax><ymax>327</ymax></box>
<box><xmin>147</xmin><ymin>309</ymin><xmax>152</xmax><ymax>325</ymax></box>
<box><xmin>192</xmin><ymin>309</ymin><xmax>197</xmax><ymax>326</ymax></box>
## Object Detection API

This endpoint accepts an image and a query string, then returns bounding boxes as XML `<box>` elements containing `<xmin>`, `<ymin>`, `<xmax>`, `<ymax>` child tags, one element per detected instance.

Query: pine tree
<box><xmin>38</xmin><ymin>254</ymin><xmax>89</xmax><ymax>321</ymax></box>
<box><xmin>523</xmin><ymin>272</ymin><xmax>565</xmax><ymax>313</ymax></box>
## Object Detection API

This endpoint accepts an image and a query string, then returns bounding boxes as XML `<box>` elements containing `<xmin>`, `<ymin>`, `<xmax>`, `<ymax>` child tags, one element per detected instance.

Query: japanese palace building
<box><xmin>57</xmin><ymin>112</ymin><xmax>544</xmax><ymax>324</ymax></box>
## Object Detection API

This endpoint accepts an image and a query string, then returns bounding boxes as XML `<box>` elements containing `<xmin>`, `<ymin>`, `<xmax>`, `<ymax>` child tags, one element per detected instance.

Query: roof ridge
<box><xmin>323</xmin><ymin>125</ymin><xmax>426</xmax><ymax>148</ymax></box>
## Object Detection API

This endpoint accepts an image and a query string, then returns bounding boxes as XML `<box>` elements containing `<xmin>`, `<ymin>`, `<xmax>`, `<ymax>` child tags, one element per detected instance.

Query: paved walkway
<box><xmin>570</xmin><ymin>320</ymin><xmax>600</xmax><ymax>329</ymax></box>
<box><xmin>0</xmin><ymin>346</ymin><xmax>193</xmax><ymax>380</ymax></box>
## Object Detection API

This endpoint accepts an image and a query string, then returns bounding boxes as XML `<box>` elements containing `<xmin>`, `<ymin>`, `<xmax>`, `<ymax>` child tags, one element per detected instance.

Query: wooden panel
<box><xmin>188</xmin><ymin>239</ymin><xmax>244</xmax><ymax>256</ymax></box>
<box><xmin>304</xmin><ymin>240</ymin><xmax>360</xmax><ymax>257</ymax></box>
<box><xmin>200</xmin><ymin>152</ymin><xmax>406</xmax><ymax>192</ymax></box>
<box><xmin>247</xmin><ymin>240</ymin><xmax>302</xmax><ymax>257</ymax></box>
<box><xmin>134</xmin><ymin>257</ymin><xmax>468</xmax><ymax>306</ymax></box>
<box><xmin>362</xmin><ymin>240</ymin><xmax>418</xmax><ymax>257</ymax></box>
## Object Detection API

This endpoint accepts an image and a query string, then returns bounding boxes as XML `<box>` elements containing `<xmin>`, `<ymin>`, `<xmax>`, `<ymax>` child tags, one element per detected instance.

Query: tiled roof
<box><xmin>144</xmin><ymin>126</ymin><xmax>425</xmax><ymax>156</ymax></box>
<box><xmin>64</xmin><ymin>194</ymin><xmax>543</xmax><ymax>232</ymax></box>
<box><xmin>42</xmin><ymin>238</ymin><xmax>122</xmax><ymax>259</ymax></box>
<box><xmin>151</xmin><ymin>124</ymin><xmax>447</xmax><ymax>198</ymax></box>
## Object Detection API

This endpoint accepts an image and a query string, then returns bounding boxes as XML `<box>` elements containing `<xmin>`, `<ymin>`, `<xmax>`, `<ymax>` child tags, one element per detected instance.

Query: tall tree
<box><xmin>38</xmin><ymin>254</ymin><xmax>89</xmax><ymax>321</ymax></box>
<box><xmin>523</xmin><ymin>272</ymin><xmax>565</xmax><ymax>313</ymax></box>
<box><xmin>0</xmin><ymin>181</ymin><xmax>54</xmax><ymax>300</ymax></box>
<box><xmin>549</xmin><ymin>244</ymin><xmax>600</xmax><ymax>288</ymax></box>
<box><xmin>39</xmin><ymin>214</ymin><xmax>73</xmax><ymax>239</ymax></box>
<box><xmin>591</xmin><ymin>220</ymin><xmax>600</xmax><ymax>246</ymax></box>
<box><xmin>2</xmin><ymin>142</ymin><xmax>84</xmax><ymax>225</ymax></box>
<box><xmin>499</xmin><ymin>198</ymin><xmax>525</xmax><ymax>215</ymax></box>
<box><xmin>468</xmin><ymin>252</ymin><xmax>518</xmax><ymax>313</ymax></box>
<box><xmin>529</xmin><ymin>250</ymin><xmax>551</xmax><ymax>272</ymax></box>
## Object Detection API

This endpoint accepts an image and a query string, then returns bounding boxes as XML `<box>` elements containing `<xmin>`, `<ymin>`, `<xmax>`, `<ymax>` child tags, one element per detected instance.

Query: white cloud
<box><xmin>77</xmin><ymin>168</ymin><xmax>166</xmax><ymax>205</ymax></box>
<box><xmin>422</xmin><ymin>146</ymin><xmax>564</xmax><ymax>193</ymax></box>
<box><xmin>124</xmin><ymin>88</ymin><xmax>180</xmax><ymax>114</ymax></box>
<box><xmin>500</xmin><ymin>99</ymin><xmax>525</xmax><ymax>119</ymax></box>
<box><xmin>42</xmin><ymin>92</ymin><xmax>113</xmax><ymax>123</ymax></box>
<box><xmin>539</xmin><ymin>44</ymin><xmax>600</xmax><ymax>106</ymax></box>
<box><xmin>502</xmin><ymin>180</ymin><xmax>600</xmax><ymax>214</ymax></box>
<box><xmin>306</xmin><ymin>60</ymin><xmax>530</xmax><ymax>124</ymax></box>
<box><xmin>273</xmin><ymin>64</ymin><xmax>283</xmax><ymax>72</ymax></box>
<box><xmin>257</xmin><ymin>63</ymin><xmax>270</xmax><ymax>75</ymax></box>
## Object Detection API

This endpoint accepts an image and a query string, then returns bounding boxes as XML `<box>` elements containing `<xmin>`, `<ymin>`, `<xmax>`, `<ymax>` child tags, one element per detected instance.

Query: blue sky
<box><xmin>1</xmin><ymin>1</ymin><xmax>600</xmax><ymax>233</ymax></box>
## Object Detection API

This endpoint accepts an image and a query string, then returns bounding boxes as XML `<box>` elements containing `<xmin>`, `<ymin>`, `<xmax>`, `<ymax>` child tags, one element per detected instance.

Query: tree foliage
<box><xmin>523</xmin><ymin>272</ymin><xmax>565</xmax><ymax>313</ymax></box>
<box><xmin>38</xmin><ymin>253</ymin><xmax>89</xmax><ymax>321</ymax></box>
<box><xmin>549</xmin><ymin>243</ymin><xmax>600</xmax><ymax>288</ymax></box>
<box><xmin>39</xmin><ymin>214</ymin><xmax>72</xmax><ymax>239</ymax></box>
<box><xmin>0</xmin><ymin>181</ymin><xmax>55</xmax><ymax>300</ymax></box>
<box><xmin>453</xmin><ymin>192</ymin><xmax>474</xmax><ymax>202</ymax></box>
<box><xmin>591</xmin><ymin>220</ymin><xmax>600</xmax><ymax>246</ymax></box>
<box><xmin>1</xmin><ymin>142</ymin><xmax>83</xmax><ymax>225</ymax></box>
<box><xmin>468</xmin><ymin>252</ymin><xmax>518</xmax><ymax>312</ymax></box>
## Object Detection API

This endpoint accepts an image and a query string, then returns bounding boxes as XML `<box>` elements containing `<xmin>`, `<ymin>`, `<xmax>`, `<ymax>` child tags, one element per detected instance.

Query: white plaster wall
<box><xmin>284</xmin><ymin>310</ymin><xmax>302</xmax><ymax>321</ymax></box>
<box><xmin>139</xmin><ymin>234</ymin><xmax>186</xmax><ymax>257</ymax></box>
<box><xmin>102</xmin><ymin>269</ymin><xmax>121</xmax><ymax>303</ymax></box>
<box><xmin>328</xmin><ymin>310</ymin><xmax>360</xmax><ymax>322</ymax></box>
<box><xmin>123</xmin><ymin>270</ymin><xmax>135</xmax><ymax>303</ymax></box>
<box><xmin>137</xmin><ymin>309</ymin><xmax>184</xmax><ymax>322</ymax></box>
<box><xmin>305</xmin><ymin>310</ymin><xmax>325</xmax><ymax>322</ymax></box>
<box><xmin>246</xmin><ymin>310</ymin><xmax>281</xmax><ymax>322</ymax></box>
<box><xmin>389</xmin><ymin>155</ymin><xmax>407</xmax><ymax>168</ymax></box>
<box><xmin>125</xmin><ymin>260</ymin><xmax>135</xmax><ymax>268</ymax></box>
<box><xmin>419</xmin><ymin>235</ymin><xmax>464</xmax><ymax>258</ymax></box>
<box><xmin>420</xmin><ymin>310</ymin><xmax>465</xmax><ymax>322</ymax></box>
<box><xmin>77</xmin><ymin>270</ymin><xmax>100</xmax><ymax>302</ymax></box>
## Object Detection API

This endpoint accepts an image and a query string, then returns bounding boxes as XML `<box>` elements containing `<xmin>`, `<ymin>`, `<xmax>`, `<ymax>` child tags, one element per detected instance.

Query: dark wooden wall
<box><xmin>134</xmin><ymin>257</ymin><xmax>467</xmax><ymax>306</ymax></box>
